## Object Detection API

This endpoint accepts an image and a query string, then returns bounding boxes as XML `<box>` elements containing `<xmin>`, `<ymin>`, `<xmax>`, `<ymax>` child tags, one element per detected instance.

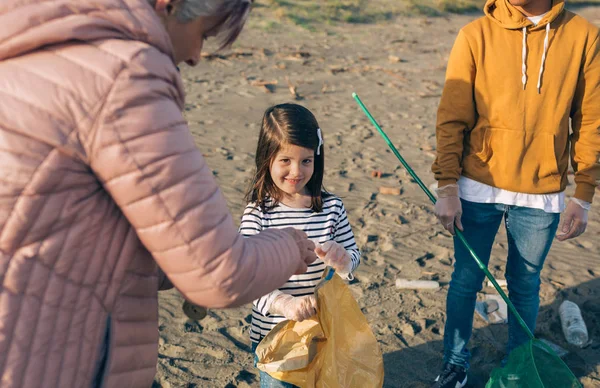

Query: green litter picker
<box><xmin>352</xmin><ymin>92</ymin><xmax>582</xmax><ymax>388</ymax></box>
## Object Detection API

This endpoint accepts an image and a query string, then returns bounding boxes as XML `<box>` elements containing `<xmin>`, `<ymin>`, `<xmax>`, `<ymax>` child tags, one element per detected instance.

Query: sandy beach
<box><xmin>154</xmin><ymin>5</ymin><xmax>600</xmax><ymax>387</ymax></box>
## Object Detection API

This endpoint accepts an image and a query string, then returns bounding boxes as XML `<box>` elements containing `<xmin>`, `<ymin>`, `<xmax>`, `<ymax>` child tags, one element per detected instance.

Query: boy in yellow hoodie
<box><xmin>431</xmin><ymin>0</ymin><xmax>600</xmax><ymax>385</ymax></box>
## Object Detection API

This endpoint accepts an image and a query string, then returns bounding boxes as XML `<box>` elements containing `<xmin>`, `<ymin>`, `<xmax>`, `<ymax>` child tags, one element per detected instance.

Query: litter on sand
<box><xmin>475</xmin><ymin>294</ymin><xmax>508</xmax><ymax>324</ymax></box>
<box><xmin>395</xmin><ymin>279</ymin><xmax>440</xmax><ymax>290</ymax></box>
<box><xmin>487</xmin><ymin>279</ymin><xmax>508</xmax><ymax>288</ymax></box>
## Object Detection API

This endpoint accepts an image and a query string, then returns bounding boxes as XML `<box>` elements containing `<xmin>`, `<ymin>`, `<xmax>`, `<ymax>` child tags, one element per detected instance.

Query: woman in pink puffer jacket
<box><xmin>0</xmin><ymin>0</ymin><xmax>317</xmax><ymax>386</ymax></box>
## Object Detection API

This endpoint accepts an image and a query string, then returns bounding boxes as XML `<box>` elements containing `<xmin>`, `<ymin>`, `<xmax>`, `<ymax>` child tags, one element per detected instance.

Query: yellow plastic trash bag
<box><xmin>255</xmin><ymin>268</ymin><xmax>384</xmax><ymax>387</ymax></box>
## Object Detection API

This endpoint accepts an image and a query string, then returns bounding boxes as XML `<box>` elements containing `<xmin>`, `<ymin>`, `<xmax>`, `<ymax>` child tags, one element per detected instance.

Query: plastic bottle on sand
<box><xmin>559</xmin><ymin>300</ymin><xmax>588</xmax><ymax>347</ymax></box>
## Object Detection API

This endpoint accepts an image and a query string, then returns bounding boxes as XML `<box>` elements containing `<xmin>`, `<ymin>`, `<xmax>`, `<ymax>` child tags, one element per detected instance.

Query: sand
<box><xmin>154</xmin><ymin>7</ymin><xmax>600</xmax><ymax>388</ymax></box>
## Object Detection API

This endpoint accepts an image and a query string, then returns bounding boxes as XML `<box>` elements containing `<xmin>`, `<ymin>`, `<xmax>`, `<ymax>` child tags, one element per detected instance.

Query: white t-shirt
<box><xmin>458</xmin><ymin>176</ymin><xmax>565</xmax><ymax>213</ymax></box>
<box><xmin>527</xmin><ymin>12</ymin><xmax>548</xmax><ymax>26</ymax></box>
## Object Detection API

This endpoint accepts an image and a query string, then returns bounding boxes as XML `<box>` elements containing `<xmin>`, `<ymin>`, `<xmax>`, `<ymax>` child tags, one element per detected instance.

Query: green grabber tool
<box><xmin>352</xmin><ymin>92</ymin><xmax>582</xmax><ymax>388</ymax></box>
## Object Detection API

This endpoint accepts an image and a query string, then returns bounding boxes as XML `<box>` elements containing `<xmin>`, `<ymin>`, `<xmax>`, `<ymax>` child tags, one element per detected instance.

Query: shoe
<box><xmin>432</xmin><ymin>363</ymin><xmax>467</xmax><ymax>388</ymax></box>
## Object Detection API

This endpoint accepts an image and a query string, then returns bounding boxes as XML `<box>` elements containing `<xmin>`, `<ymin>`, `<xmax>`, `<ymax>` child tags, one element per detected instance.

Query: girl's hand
<box><xmin>315</xmin><ymin>241</ymin><xmax>352</xmax><ymax>274</ymax></box>
<box><xmin>270</xmin><ymin>294</ymin><xmax>317</xmax><ymax>322</ymax></box>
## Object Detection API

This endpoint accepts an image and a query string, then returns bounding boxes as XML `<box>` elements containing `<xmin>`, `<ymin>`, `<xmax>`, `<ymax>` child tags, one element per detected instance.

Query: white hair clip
<box><xmin>316</xmin><ymin>128</ymin><xmax>323</xmax><ymax>155</ymax></box>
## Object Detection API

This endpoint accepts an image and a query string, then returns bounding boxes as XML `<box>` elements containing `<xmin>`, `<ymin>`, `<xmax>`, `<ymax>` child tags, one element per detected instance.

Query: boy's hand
<box><xmin>270</xmin><ymin>294</ymin><xmax>317</xmax><ymax>322</ymax></box>
<box><xmin>315</xmin><ymin>241</ymin><xmax>352</xmax><ymax>273</ymax></box>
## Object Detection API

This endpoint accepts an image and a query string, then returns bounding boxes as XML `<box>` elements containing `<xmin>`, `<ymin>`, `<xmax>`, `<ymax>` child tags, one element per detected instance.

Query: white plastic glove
<box><xmin>434</xmin><ymin>184</ymin><xmax>463</xmax><ymax>236</ymax></box>
<box><xmin>269</xmin><ymin>294</ymin><xmax>317</xmax><ymax>322</ymax></box>
<box><xmin>556</xmin><ymin>198</ymin><xmax>590</xmax><ymax>241</ymax></box>
<box><xmin>315</xmin><ymin>241</ymin><xmax>353</xmax><ymax>276</ymax></box>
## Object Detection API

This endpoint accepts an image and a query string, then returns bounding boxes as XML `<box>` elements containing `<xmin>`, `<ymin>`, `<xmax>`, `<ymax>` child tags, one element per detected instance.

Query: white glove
<box><xmin>570</xmin><ymin>197</ymin><xmax>591</xmax><ymax>211</ymax></box>
<box><xmin>269</xmin><ymin>294</ymin><xmax>317</xmax><ymax>322</ymax></box>
<box><xmin>556</xmin><ymin>199</ymin><xmax>590</xmax><ymax>241</ymax></box>
<box><xmin>315</xmin><ymin>241</ymin><xmax>353</xmax><ymax>276</ymax></box>
<box><xmin>434</xmin><ymin>184</ymin><xmax>463</xmax><ymax>236</ymax></box>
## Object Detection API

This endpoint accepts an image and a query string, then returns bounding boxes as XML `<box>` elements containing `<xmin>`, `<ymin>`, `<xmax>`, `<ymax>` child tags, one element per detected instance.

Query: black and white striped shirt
<box><xmin>239</xmin><ymin>195</ymin><xmax>361</xmax><ymax>344</ymax></box>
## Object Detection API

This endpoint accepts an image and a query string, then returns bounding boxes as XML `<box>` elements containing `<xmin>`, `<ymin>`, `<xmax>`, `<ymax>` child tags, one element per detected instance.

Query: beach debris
<box><xmin>486</xmin><ymin>279</ymin><xmax>508</xmax><ymax>288</ymax></box>
<box><xmin>249</xmin><ymin>79</ymin><xmax>278</xmax><ymax>93</ymax></box>
<box><xmin>182</xmin><ymin>300</ymin><xmax>208</xmax><ymax>321</ymax></box>
<box><xmin>550</xmin><ymin>280</ymin><xmax>565</xmax><ymax>288</ymax></box>
<box><xmin>329</xmin><ymin>66</ymin><xmax>347</xmax><ymax>75</ymax></box>
<box><xmin>388</xmin><ymin>55</ymin><xmax>404</xmax><ymax>63</ymax></box>
<box><xmin>201</xmin><ymin>50</ymin><xmax>253</xmax><ymax>61</ymax></box>
<box><xmin>395</xmin><ymin>279</ymin><xmax>440</xmax><ymax>290</ymax></box>
<box><xmin>379</xmin><ymin>186</ymin><xmax>401</xmax><ymax>195</ymax></box>
<box><xmin>259</xmin><ymin>48</ymin><xmax>273</xmax><ymax>58</ymax></box>
<box><xmin>285</xmin><ymin>76</ymin><xmax>301</xmax><ymax>100</ymax></box>
<box><xmin>475</xmin><ymin>294</ymin><xmax>508</xmax><ymax>324</ymax></box>
<box><xmin>249</xmin><ymin>79</ymin><xmax>278</xmax><ymax>86</ymax></box>
<box><xmin>281</xmin><ymin>50</ymin><xmax>311</xmax><ymax>63</ymax></box>
<box><xmin>371</xmin><ymin>170</ymin><xmax>383</xmax><ymax>178</ymax></box>
<box><xmin>291</xmin><ymin>51</ymin><xmax>311</xmax><ymax>58</ymax></box>
<box><xmin>559</xmin><ymin>300</ymin><xmax>589</xmax><ymax>347</ymax></box>
<box><xmin>416</xmin><ymin>252</ymin><xmax>435</xmax><ymax>267</ymax></box>
<box><xmin>199</xmin><ymin>50</ymin><xmax>254</xmax><ymax>66</ymax></box>
<box><xmin>326</xmin><ymin>64</ymin><xmax>407</xmax><ymax>81</ymax></box>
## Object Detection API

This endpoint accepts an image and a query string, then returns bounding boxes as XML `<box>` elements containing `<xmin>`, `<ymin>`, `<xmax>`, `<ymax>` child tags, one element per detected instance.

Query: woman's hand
<box><xmin>281</xmin><ymin>228</ymin><xmax>318</xmax><ymax>274</ymax></box>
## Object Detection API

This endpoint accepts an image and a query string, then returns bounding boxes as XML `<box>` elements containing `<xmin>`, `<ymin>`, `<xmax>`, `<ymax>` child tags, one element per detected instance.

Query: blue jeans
<box><xmin>443</xmin><ymin>200</ymin><xmax>559</xmax><ymax>369</ymax></box>
<box><xmin>252</xmin><ymin>342</ymin><xmax>299</xmax><ymax>388</ymax></box>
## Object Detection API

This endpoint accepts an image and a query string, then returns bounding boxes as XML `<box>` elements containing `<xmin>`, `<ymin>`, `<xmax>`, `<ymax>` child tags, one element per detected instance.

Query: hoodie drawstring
<box><xmin>521</xmin><ymin>22</ymin><xmax>551</xmax><ymax>94</ymax></box>
<box><xmin>522</xmin><ymin>27</ymin><xmax>528</xmax><ymax>90</ymax></box>
<box><xmin>537</xmin><ymin>23</ymin><xmax>551</xmax><ymax>93</ymax></box>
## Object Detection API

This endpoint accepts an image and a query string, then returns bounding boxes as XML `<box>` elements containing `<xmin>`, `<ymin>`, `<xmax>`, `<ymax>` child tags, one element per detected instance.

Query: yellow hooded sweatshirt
<box><xmin>432</xmin><ymin>0</ymin><xmax>600</xmax><ymax>202</ymax></box>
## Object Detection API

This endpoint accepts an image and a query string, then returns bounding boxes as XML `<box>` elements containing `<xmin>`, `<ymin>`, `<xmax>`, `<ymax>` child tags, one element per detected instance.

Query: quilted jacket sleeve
<box><xmin>87</xmin><ymin>48</ymin><xmax>302</xmax><ymax>308</ymax></box>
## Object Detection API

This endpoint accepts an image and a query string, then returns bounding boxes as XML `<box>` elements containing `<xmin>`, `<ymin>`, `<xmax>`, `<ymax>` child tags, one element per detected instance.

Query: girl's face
<box><xmin>270</xmin><ymin>144</ymin><xmax>315</xmax><ymax>198</ymax></box>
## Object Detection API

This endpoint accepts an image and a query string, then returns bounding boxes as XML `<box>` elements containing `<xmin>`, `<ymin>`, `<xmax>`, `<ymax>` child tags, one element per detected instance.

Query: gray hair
<box><xmin>148</xmin><ymin>0</ymin><xmax>253</xmax><ymax>49</ymax></box>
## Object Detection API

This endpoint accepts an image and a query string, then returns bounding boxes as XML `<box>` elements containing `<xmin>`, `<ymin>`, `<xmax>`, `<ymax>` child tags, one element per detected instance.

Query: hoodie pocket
<box><xmin>473</xmin><ymin>127</ymin><xmax>560</xmax><ymax>187</ymax></box>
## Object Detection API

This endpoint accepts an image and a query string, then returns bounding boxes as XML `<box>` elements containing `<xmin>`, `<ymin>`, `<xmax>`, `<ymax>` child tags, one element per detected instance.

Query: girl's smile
<box><xmin>270</xmin><ymin>144</ymin><xmax>315</xmax><ymax>202</ymax></box>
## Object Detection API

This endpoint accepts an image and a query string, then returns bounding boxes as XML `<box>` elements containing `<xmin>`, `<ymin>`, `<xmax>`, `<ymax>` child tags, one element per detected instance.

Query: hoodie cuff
<box><xmin>574</xmin><ymin>183</ymin><xmax>596</xmax><ymax>203</ymax></box>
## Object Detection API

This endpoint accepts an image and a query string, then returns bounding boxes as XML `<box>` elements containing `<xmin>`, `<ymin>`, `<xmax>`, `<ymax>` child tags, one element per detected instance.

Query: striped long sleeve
<box><xmin>239</xmin><ymin>195</ymin><xmax>361</xmax><ymax>343</ymax></box>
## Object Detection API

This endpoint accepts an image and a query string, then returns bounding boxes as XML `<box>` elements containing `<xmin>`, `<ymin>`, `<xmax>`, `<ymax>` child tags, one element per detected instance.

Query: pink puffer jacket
<box><xmin>0</xmin><ymin>1</ymin><xmax>303</xmax><ymax>387</ymax></box>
